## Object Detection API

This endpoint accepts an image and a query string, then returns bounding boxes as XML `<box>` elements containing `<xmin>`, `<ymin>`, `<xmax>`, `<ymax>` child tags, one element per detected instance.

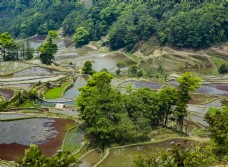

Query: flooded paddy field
<box><xmin>190</xmin><ymin>114</ymin><xmax>208</xmax><ymax>127</ymax></box>
<box><xmin>1</xmin><ymin>75</ymin><xmax>65</xmax><ymax>85</ymax></box>
<box><xmin>0</xmin><ymin>118</ymin><xmax>76</xmax><ymax>162</ymax></box>
<box><xmin>13</xmin><ymin>66</ymin><xmax>61</xmax><ymax>77</ymax></box>
<box><xmin>0</xmin><ymin>83</ymin><xmax>34</xmax><ymax>92</ymax></box>
<box><xmin>98</xmin><ymin>139</ymin><xmax>195</xmax><ymax>167</ymax></box>
<box><xmin>203</xmin><ymin>99</ymin><xmax>222</xmax><ymax>108</ymax></box>
<box><xmin>64</xmin><ymin>76</ymin><xmax>87</xmax><ymax>99</ymax></box>
<box><xmin>197</xmin><ymin>83</ymin><xmax>228</xmax><ymax>96</ymax></box>
<box><xmin>0</xmin><ymin>62</ymin><xmax>34</xmax><ymax>76</ymax></box>
<box><xmin>0</xmin><ymin>88</ymin><xmax>14</xmax><ymax>100</ymax></box>
<box><xmin>0</xmin><ymin>113</ymin><xmax>33</xmax><ymax>121</ymax></box>
<box><xmin>63</xmin><ymin>127</ymin><xmax>84</xmax><ymax>152</ymax></box>
<box><xmin>56</xmin><ymin>51</ymin><xmax>135</xmax><ymax>73</ymax></box>
<box><xmin>188</xmin><ymin>94</ymin><xmax>218</xmax><ymax>105</ymax></box>
<box><xmin>119</xmin><ymin>80</ymin><xmax>163</xmax><ymax>90</ymax></box>
<box><xmin>38</xmin><ymin>75</ymin><xmax>87</xmax><ymax>108</ymax></box>
<box><xmin>49</xmin><ymin>108</ymin><xmax>80</xmax><ymax>117</ymax></box>
<box><xmin>169</xmin><ymin>81</ymin><xmax>228</xmax><ymax>96</ymax></box>
<box><xmin>80</xmin><ymin>150</ymin><xmax>101</xmax><ymax>167</ymax></box>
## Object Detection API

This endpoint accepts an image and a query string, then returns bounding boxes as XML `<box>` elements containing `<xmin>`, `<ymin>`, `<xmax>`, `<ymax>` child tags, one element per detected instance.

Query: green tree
<box><xmin>38</xmin><ymin>30</ymin><xmax>58</xmax><ymax>65</ymax></box>
<box><xmin>133</xmin><ymin>142</ymin><xmax>216</xmax><ymax>167</ymax></box>
<box><xmin>0</xmin><ymin>32</ymin><xmax>16</xmax><ymax>61</ymax></box>
<box><xmin>218</xmin><ymin>64</ymin><xmax>228</xmax><ymax>74</ymax></box>
<box><xmin>124</xmin><ymin>87</ymin><xmax>159</xmax><ymax>138</ymax></box>
<box><xmin>25</xmin><ymin>40</ymin><xmax>34</xmax><ymax>60</ymax></box>
<box><xmin>77</xmin><ymin>72</ymin><xmax>127</xmax><ymax>149</ymax></box>
<box><xmin>206</xmin><ymin>105</ymin><xmax>228</xmax><ymax>155</ymax></box>
<box><xmin>74</xmin><ymin>27</ymin><xmax>90</xmax><ymax>46</ymax></box>
<box><xmin>128</xmin><ymin>65</ymin><xmax>138</xmax><ymax>77</ymax></box>
<box><xmin>82</xmin><ymin>60</ymin><xmax>94</xmax><ymax>75</ymax></box>
<box><xmin>19</xmin><ymin>144</ymin><xmax>79</xmax><ymax>167</ymax></box>
<box><xmin>167</xmin><ymin>4</ymin><xmax>227</xmax><ymax>48</ymax></box>
<box><xmin>116</xmin><ymin>61</ymin><xmax>126</xmax><ymax>75</ymax></box>
<box><xmin>175</xmin><ymin>72</ymin><xmax>201</xmax><ymax>132</ymax></box>
<box><xmin>157</xmin><ymin>87</ymin><xmax>178</xmax><ymax>126</ymax></box>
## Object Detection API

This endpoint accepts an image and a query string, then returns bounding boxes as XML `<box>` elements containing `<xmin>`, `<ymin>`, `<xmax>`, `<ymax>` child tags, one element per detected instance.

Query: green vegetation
<box><xmin>74</xmin><ymin>27</ymin><xmax>90</xmax><ymax>46</ymax></box>
<box><xmin>0</xmin><ymin>0</ymin><xmax>75</xmax><ymax>37</ymax></box>
<box><xmin>0</xmin><ymin>95</ymin><xmax>4</xmax><ymax>104</ymax></box>
<box><xmin>218</xmin><ymin>63</ymin><xmax>228</xmax><ymax>74</ymax></box>
<box><xmin>133</xmin><ymin>142</ymin><xmax>217</xmax><ymax>167</ymax></box>
<box><xmin>82</xmin><ymin>60</ymin><xmax>94</xmax><ymax>75</ymax></box>
<box><xmin>211</xmin><ymin>57</ymin><xmax>224</xmax><ymax>67</ymax></box>
<box><xmin>206</xmin><ymin>105</ymin><xmax>228</xmax><ymax>155</ymax></box>
<box><xmin>116</xmin><ymin>61</ymin><xmax>126</xmax><ymax>75</ymax></box>
<box><xmin>134</xmin><ymin>104</ymin><xmax>228</xmax><ymax>167</ymax></box>
<box><xmin>175</xmin><ymin>72</ymin><xmax>202</xmax><ymax>132</ymax></box>
<box><xmin>151</xmin><ymin>127</ymin><xmax>186</xmax><ymax>141</ymax></box>
<box><xmin>38</xmin><ymin>30</ymin><xmax>58</xmax><ymax>65</ymax></box>
<box><xmin>45</xmin><ymin>81</ymin><xmax>71</xmax><ymax>99</ymax></box>
<box><xmin>1</xmin><ymin>1</ymin><xmax>227</xmax><ymax>50</ymax></box>
<box><xmin>166</xmin><ymin>4</ymin><xmax>227</xmax><ymax>48</ymax></box>
<box><xmin>77</xmin><ymin>71</ymin><xmax>202</xmax><ymax>149</ymax></box>
<box><xmin>18</xmin><ymin>100</ymin><xmax>37</xmax><ymax>108</ymax></box>
<box><xmin>207</xmin><ymin>107</ymin><xmax>219</xmax><ymax>116</ymax></box>
<box><xmin>0</xmin><ymin>32</ymin><xmax>34</xmax><ymax>61</ymax></box>
<box><xmin>19</xmin><ymin>144</ymin><xmax>79</xmax><ymax>167</ymax></box>
<box><xmin>192</xmin><ymin>128</ymin><xmax>209</xmax><ymax>137</ymax></box>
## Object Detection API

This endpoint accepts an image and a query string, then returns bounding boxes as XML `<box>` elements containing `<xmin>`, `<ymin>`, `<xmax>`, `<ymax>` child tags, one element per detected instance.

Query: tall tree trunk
<box><xmin>165</xmin><ymin>105</ymin><xmax>171</xmax><ymax>126</ymax></box>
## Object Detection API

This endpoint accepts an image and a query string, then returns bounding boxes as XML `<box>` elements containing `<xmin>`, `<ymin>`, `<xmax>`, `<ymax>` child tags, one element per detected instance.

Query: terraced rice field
<box><xmin>0</xmin><ymin>88</ymin><xmax>14</xmax><ymax>101</ymax></box>
<box><xmin>0</xmin><ymin>62</ymin><xmax>34</xmax><ymax>76</ymax></box>
<box><xmin>0</xmin><ymin>118</ymin><xmax>76</xmax><ymax>162</ymax></box>
<box><xmin>98</xmin><ymin>139</ymin><xmax>195</xmax><ymax>167</ymax></box>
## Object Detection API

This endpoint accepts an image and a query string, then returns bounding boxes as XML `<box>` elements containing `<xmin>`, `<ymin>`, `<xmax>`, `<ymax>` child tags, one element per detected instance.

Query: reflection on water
<box><xmin>13</xmin><ymin>66</ymin><xmax>61</xmax><ymax>77</ymax></box>
<box><xmin>64</xmin><ymin>77</ymin><xmax>87</xmax><ymax>99</ymax></box>
<box><xmin>37</xmin><ymin>76</ymin><xmax>87</xmax><ymax>108</ymax></box>
<box><xmin>98</xmin><ymin>139</ymin><xmax>194</xmax><ymax>167</ymax></box>
<box><xmin>169</xmin><ymin>81</ymin><xmax>228</xmax><ymax>96</ymax></box>
<box><xmin>80</xmin><ymin>150</ymin><xmax>101</xmax><ymax>167</ymax></box>
<box><xmin>0</xmin><ymin>88</ymin><xmax>14</xmax><ymax>101</ymax></box>
<box><xmin>119</xmin><ymin>80</ymin><xmax>163</xmax><ymax>90</ymax></box>
<box><xmin>0</xmin><ymin>113</ymin><xmax>32</xmax><ymax>121</ymax></box>
<box><xmin>0</xmin><ymin>118</ymin><xmax>58</xmax><ymax>145</ymax></box>
<box><xmin>63</xmin><ymin>127</ymin><xmax>84</xmax><ymax>152</ymax></box>
<box><xmin>203</xmin><ymin>100</ymin><xmax>222</xmax><ymax>108</ymax></box>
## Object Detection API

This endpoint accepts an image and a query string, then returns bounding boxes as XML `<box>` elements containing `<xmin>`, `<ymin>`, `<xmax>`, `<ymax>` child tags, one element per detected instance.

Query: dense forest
<box><xmin>0</xmin><ymin>0</ymin><xmax>227</xmax><ymax>51</ymax></box>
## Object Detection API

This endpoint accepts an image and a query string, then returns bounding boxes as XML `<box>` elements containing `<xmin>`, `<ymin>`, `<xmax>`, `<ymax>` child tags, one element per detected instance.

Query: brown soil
<box><xmin>0</xmin><ymin>143</ymin><xmax>29</xmax><ymax>162</ymax></box>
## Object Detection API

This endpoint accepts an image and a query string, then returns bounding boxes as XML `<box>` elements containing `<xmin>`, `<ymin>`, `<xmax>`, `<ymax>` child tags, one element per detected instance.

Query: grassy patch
<box><xmin>208</xmin><ymin>107</ymin><xmax>220</xmax><ymax>116</ymax></box>
<box><xmin>151</xmin><ymin>127</ymin><xmax>186</xmax><ymax>141</ymax></box>
<box><xmin>192</xmin><ymin>128</ymin><xmax>210</xmax><ymax>137</ymax></box>
<box><xmin>45</xmin><ymin>82</ymin><xmax>71</xmax><ymax>99</ymax></box>
<box><xmin>18</xmin><ymin>100</ymin><xmax>37</xmax><ymax>108</ymax></box>
<box><xmin>211</xmin><ymin>57</ymin><xmax>223</xmax><ymax>67</ymax></box>
<box><xmin>0</xmin><ymin>95</ymin><xmax>4</xmax><ymax>103</ymax></box>
<box><xmin>189</xmin><ymin>94</ymin><xmax>217</xmax><ymax>105</ymax></box>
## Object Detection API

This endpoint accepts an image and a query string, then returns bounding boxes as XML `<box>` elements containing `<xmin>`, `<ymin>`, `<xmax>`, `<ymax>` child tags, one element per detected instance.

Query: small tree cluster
<box><xmin>77</xmin><ymin>71</ymin><xmax>201</xmax><ymax>149</ymax></box>
<box><xmin>38</xmin><ymin>30</ymin><xmax>58</xmax><ymax>65</ymax></box>
<box><xmin>128</xmin><ymin>65</ymin><xmax>144</xmax><ymax>77</ymax></box>
<box><xmin>19</xmin><ymin>144</ymin><xmax>79</xmax><ymax>167</ymax></box>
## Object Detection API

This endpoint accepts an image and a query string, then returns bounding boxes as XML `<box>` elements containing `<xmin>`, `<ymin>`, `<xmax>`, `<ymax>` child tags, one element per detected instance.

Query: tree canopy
<box><xmin>38</xmin><ymin>30</ymin><xmax>58</xmax><ymax>65</ymax></box>
<box><xmin>19</xmin><ymin>144</ymin><xmax>79</xmax><ymax>167</ymax></box>
<box><xmin>0</xmin><ymin>1</ymin><xmax>227</xmax><ymax>49</ymax></box>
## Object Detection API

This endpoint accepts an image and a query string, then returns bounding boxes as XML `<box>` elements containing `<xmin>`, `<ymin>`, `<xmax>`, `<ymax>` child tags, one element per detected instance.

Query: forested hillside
<box><xmin>0</xmin><ymin>0</ymin><xmax>227</xmax><ymax>50</ymax></box>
